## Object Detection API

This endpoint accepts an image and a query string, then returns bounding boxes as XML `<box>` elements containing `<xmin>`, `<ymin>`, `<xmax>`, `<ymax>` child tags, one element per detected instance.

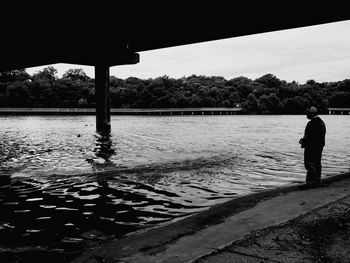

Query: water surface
<box><xmin>0</xmin><ymin>115</ymin><xmax>349</xmax><ymax>260</ymax></box>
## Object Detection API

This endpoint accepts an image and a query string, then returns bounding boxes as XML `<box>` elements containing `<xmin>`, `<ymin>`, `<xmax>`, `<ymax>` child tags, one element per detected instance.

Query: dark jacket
<box><xmin>302</xmin><ymin>116</ymin><xmax>326</xmax><ymax>148</ymax></box>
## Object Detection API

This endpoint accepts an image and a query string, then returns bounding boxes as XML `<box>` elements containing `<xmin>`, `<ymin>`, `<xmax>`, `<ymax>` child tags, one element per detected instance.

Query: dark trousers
<box><xmin>304</xmin><ymin>147</ymin><xmax>323</xmax><ymax>184</ymax></box>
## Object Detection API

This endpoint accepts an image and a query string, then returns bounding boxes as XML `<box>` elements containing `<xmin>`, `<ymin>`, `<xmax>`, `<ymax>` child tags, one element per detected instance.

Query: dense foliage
<box><xmin>0</xmin><ymin>67</ymin><xmax>349</xmax><ymax>114</ymax></box>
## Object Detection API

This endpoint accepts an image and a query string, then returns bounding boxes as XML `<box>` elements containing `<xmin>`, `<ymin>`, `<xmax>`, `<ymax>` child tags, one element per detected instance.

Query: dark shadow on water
<box><xmin>0</xmin><ymin>155</ymin><xmax>204</xmax><ymax>262</ymax></box>
<box><xmin>0</xmin><ymin>132</ymin><xmax>236</xmax><ymax>262</ymax></box>
<box><xmin>0</xmin><ymin>175</ymin><xmax>189</xmax><ymax>262</ymax></box>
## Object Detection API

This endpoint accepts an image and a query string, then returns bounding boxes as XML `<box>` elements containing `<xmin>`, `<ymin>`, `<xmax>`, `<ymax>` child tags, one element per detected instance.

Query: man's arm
<box><xmin>299</xmin><ymin>121</ymin><xmax>311</xmax><ymax>148</ymax></box>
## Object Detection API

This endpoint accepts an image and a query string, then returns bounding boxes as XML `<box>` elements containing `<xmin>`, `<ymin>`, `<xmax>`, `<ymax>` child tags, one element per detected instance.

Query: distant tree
<box><xmin>222</xmin><ymin>99</ymin><xmax>231</xmax><ymax>107</ymax></box>
<box><xmin>201</xmin><ymin>96</ymin><xmax>216</xmax><ymax>107</ymax></box>
<box><xmin>208</xmin><ymin>86</ymin><xmax>222</xmax><ymax>102</ymax></box>
<box><xmin>32</xmin><ymin>66</ymin><xmax>58</xmax><ymax>81</ymax></box>
<box><xmin>156</xmin><ymin>95</ymin><xmax>177</xmax><ymax>108</ymax></box>
<box><xmin>255</xmin><ymin>74</ymin><xmax>282</xmax><ymax>89</ymax></box>
<box><xmin>4</xmin><ymin>82</ymin><xmax>31</xmax><ymax>106</ymax></box>
<box><xmin>110</xmin><ymin>76</ymin><xmax>124</xmax><ymax>87</ymax></box>
<box><xmin>176</xmin><ymin>94</ymin><xmax>190</xmax><ymax>107</ymax></box>
<box><xmin>306</xmin><ymin>79</ymin><xmax>316</xmax><ymax>85</ymax></box>
<box><xmin>0</xmin><ymin>67</ymin><xmax>349</xmax><ymax>113</ymax></box>
<box><xmin>259</xmin><ymin>94</ymin><xmax>269</xmax><ymax>114</ymax></box>
<box><xmin>78</xmin><ymin>97</ymin><xmax>88</xmax><ymax>106</ymax></box>
<box><xmin>0</xmin><ymin>69</ymin><xmax>31</xmax><ymax>82</ymax></box>
<box><xmin>335</xmin><ymin>79</ymin><xmax>350</xmax><ymax>92</ymax></box>
<box><xmin>259</xmin><ymin>93</ymin><xmax>283</xmax><ymax>114</ymax></box>
<box><xmin>243</xmin><ymin>93</ymin><xmax>260</xmax><ymax>114</ymax></box>
<box><xmin>227</xmin><ymin>76</ymin><xmax>251</xmax><ymax>87</ymax></box>
<box><xmin>62</xmin><ymin>68</ymin><xmax>90</xmax><ymax>81</ymax></box>
<box><xmin>237</xmin><ymin>84</ymin><xmax>253</xmax><ymax>99</ymax></box>
<box><xmin>278</xmin><ymin>82</ymin><xmax>299</xmax><ymax>99</ymax></box>
<box><xmin>328</xmin><ymin>91</ymin><xmax>350</xmax><ymax>107</ymax></box>
<box><xmin>283</xmin><ymin>96</ymin><xmax>309</xmax><ymax>114</ymax></box>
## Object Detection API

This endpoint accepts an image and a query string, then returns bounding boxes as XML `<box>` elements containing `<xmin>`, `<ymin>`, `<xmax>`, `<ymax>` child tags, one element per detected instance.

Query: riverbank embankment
<box><xmin>73</xmin><ymin>172</ymin><xmax>350</xmax><ymax>263</ymax></box>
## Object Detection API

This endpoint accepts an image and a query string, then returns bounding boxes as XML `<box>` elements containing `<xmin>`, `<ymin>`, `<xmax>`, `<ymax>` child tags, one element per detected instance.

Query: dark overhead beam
<box><xmin>0</xmin><ymin>56</ymin><xmax>61</xmax><ymax>72</ymax></box>
<box><xmin>62</xmin><ymin>52</ymin><xmax>140</xmax><ymax>67</ymax></box>
<box><xmin>0</xmin><ymin>51</ymin><xmax>139</xmax><ymax>72</ymax></box>
<box><xmin>0</xmin><ymin>3</ymin><xmax>349</xmax><ymax>72</ymax></box>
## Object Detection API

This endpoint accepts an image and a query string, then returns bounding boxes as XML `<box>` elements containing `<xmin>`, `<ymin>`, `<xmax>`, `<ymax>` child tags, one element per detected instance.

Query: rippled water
<box><xmin>0</xmin><ymin>115</ymin><xmax>349</xmax><ymax>260</ymax></box>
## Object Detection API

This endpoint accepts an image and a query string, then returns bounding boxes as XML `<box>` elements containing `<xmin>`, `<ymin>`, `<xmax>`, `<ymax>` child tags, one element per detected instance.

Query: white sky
<box><xmin>27</xmin><ymin>20</ymin><xmax>350</xmax><ymax>84</ymax></box>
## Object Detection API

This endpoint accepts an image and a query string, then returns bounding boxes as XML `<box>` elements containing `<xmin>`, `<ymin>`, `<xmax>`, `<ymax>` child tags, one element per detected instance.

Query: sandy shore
<box><xmin>73</xmin><ymin>172</ymin><xmax>350</xmax><ymax>263</ymax></box>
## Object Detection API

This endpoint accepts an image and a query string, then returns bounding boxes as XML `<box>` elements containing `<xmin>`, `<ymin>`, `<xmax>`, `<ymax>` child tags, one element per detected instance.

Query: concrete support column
<box><xmin>95</xmin><ymin>64</ymin><xmax>111</xmax><ymax>134</ymax></box>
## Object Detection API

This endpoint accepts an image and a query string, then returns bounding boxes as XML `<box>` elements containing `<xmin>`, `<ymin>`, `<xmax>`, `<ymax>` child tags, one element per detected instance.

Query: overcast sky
<box><xmin>27</xmin><ymin>20</ymin><xmax>350</xmax><ymax>84</ymax></box>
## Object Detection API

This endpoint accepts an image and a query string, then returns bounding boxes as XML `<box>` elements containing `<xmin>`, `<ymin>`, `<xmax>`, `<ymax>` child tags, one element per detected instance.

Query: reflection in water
<box><xmin>85</xmin><ymin>132</ymin><xmax>116</xmax><ymax>171</ymax></box>
<box><xmin>94</xmin><ymin>132</ymin><xmax>115</xmax><ymax>160</ymax></box>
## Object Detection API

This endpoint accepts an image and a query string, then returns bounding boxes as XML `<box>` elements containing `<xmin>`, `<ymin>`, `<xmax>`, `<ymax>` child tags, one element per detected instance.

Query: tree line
<box><xmin>0</xmin><ymin>66</ymin><xmax>349</xmax><ymax>114</ymax></box>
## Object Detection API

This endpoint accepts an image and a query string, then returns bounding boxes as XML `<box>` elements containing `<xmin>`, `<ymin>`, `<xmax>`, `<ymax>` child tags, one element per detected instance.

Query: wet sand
<box><xmin>71</xmin><ymin>172</ymin><xmax>350</xmax><ymax>263</ymax></box>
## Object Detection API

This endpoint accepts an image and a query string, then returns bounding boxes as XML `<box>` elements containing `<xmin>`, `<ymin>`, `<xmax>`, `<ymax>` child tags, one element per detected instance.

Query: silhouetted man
<box><xmin>299</xmin><ymin>106</ymin><xmax>326</xmax><ymax>186</ymax></box>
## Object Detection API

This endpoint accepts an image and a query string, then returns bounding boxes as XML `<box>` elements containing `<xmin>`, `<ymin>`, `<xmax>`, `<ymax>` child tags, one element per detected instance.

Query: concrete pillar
<box><xmin>95</xmin><ymin>64</ymin><xmax>111</xmax><ymax>134</ymax></box>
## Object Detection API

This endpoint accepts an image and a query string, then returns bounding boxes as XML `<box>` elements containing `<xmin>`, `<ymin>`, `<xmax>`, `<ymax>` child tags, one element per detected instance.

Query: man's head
<box><xmin>306</xmin><ymin>106</ymin><xmax>318</xmax><ymax>119</ymax></box>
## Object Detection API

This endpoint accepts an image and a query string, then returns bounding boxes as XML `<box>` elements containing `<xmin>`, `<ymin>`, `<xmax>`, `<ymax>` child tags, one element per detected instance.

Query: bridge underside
<box><xmin>0</xmin><ymin>3</ymin><xmax>349</xmax><ymax>132</ymax></box>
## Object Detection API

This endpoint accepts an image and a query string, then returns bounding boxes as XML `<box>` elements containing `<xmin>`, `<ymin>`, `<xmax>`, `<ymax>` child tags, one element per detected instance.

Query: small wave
<box><xmin>7</xmin><ymin>153</ymin><xmax>239</xmax><ymax>181</ymax></box>
<box><xmin>85</xmin><ymin>153</ymin><xmax>239</xmax><ymax>177</ymax></box>
<box><xmin>187</xmin><ymin>185</ymin><xmax>218</xmax><ymax>194</ymax></box>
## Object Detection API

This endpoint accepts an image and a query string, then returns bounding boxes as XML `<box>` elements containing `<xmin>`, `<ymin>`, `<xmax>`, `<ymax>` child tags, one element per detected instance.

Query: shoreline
<box><xmin>72</xmin><ymin>171</ymin><xmax>350</xmax><ymax>263</ymax></box>
<box><xmin>0</xmin><ymin>107</ymin><xmax>243</xmax><ymax>116</ymax></box>
<box><xmin>0</xmin><ymin>108</ymin><xmax>347</xmax><ymax>116</ymax></box>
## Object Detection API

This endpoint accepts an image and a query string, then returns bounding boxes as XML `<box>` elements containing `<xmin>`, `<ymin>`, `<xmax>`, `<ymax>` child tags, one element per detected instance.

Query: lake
<box><xmin>0</xmin><ymin>115</ymin><xmax>349</xmax><ymax>260</ymax></box>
